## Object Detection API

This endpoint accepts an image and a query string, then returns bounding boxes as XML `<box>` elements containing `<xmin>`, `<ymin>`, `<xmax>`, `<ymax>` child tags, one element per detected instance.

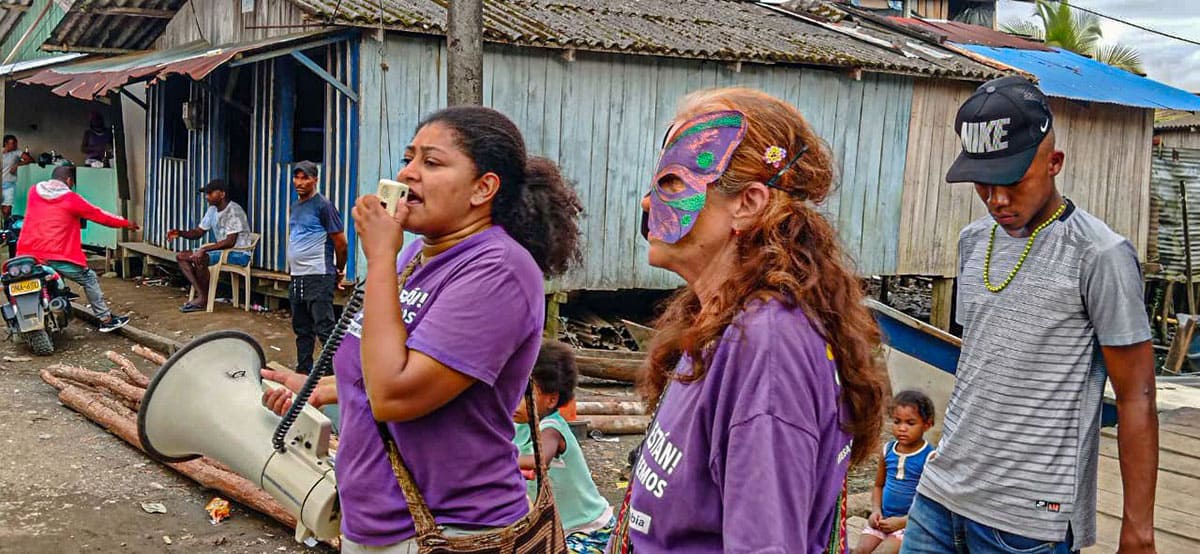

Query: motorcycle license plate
<box><xmin>8</xmin><ymin>280</ymin><xmax>41</xmax><ymax>295</ymax></box>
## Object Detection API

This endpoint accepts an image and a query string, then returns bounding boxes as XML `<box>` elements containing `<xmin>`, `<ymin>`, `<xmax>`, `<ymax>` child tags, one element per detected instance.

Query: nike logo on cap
<box><xmin>1040</xmin><ymin>119</ymin><xmax>1049</xmax><ymax>133</ymax></box>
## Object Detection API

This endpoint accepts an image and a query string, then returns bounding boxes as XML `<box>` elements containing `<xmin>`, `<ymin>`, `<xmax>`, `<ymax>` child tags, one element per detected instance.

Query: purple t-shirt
<box><xmin>333</xmin><ymin>226</ymin><xmax>545</xmax><ymax>545</ymax></box>
<box><xmin>627</xmin><ymin>300</ymin><xmax>851</xmax><ymax>553</ymax></box>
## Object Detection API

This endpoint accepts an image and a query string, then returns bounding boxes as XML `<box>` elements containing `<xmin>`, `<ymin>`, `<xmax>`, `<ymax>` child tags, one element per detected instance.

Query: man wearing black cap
<box><xmin>901</xmin><ymin>77</ymin><xmax>1158</xmax><ymax>553</ymax></box>
<box><xmin>167</xmin><ymin>179</ymin><xmax>253</xmax><ymax>312</ymax></box>
<box><xmin>285</xmin><ymin>161</ymin><xmax>346</xmax><ymax>374</ymax></box>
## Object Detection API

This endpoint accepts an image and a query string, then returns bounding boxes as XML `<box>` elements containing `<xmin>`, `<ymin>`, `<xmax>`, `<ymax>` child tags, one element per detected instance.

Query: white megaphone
<box><xmin>137</xmin><ymin>330</ymin><xmax>340</xmax><ymax>542</ymax></box>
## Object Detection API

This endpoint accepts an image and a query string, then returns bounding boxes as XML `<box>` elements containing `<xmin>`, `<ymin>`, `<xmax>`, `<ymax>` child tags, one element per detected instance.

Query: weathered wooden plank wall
<box><xmin>156</xmin><ymin>0</ymin><xmax>314</xmax><ymax>48</ymax></box>
<box><xmin>897</xmin><ymin>79</ymin><xmax>1153</xmax><ymax>277</ymax></box>
<box><xmin>1159</xmin><ymin>131</ymin><xmax>1200</xmax><ymax>151</ymax></box>
<box><xmin>358</xmin><ymin>36</ymin><xmax>914</xmax><ymax>290</ymax></box>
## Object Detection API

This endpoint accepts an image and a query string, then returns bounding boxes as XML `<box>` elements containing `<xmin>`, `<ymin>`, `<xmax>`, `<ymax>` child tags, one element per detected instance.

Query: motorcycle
<box><xmin>1</xmin><ymin>256</ymin><xmax>72</xmax><ymax>355</ymax></box>
<box><xmin>1</xmin><ymin>214</ymin><xmax>22</xmax><ymax>258</ymax></box>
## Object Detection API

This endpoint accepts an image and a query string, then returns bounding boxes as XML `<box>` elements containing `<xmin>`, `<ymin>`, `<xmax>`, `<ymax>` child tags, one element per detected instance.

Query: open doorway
<box><xmin>291</xmin><ymin>47</ymin><xmax>328</xmax><ymax>167</ymax></box>
<box><xmin>224</xmin><ymin>68</ymin><xmax>253</xmax><ymax>209</ymax></box>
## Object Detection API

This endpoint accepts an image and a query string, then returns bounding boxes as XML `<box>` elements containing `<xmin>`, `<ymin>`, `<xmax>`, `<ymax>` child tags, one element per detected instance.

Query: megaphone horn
<box><xmin>137</xmin><ymin>330</ymin><xmax>340</xmax><ymax>542</ymax></box>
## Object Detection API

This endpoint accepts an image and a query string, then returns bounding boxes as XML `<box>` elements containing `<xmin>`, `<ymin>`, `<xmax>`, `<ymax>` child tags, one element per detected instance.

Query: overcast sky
<box><xmin>996</xmin><ymin>0</ymin><xmax>1200</xmax><ymax>92</ymax></box>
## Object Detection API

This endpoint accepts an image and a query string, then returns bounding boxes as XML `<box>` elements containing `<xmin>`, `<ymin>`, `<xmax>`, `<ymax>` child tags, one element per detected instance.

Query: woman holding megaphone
<box><xmin>262</xmin><ymin>106</ymin><xmax>582</xmax><ymax>553</ymax></box>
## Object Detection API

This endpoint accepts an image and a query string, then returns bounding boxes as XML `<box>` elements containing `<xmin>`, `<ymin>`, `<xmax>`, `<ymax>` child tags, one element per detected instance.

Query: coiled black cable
<box><xmin>272</xmin><ymin>280</ymin><xmax>366</xmax><ymax>452</ymax></box>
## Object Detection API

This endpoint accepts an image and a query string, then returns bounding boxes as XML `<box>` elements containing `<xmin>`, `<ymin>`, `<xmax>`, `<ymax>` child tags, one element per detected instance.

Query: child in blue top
<box><xmin>513</xmin><ymin>341</ymin><xmax>614</xmax><ymax>553</ymax></box>
<box><xmin>855</xmin><ymin>390</ymin><xmax>936</xmax><ymax>554</ymax></box>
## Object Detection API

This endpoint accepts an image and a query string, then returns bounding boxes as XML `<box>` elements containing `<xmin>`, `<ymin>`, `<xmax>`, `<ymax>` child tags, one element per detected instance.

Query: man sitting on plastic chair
<box><xmin>167</xmin><ymin>179</ymin><xmax>253</xmax><ymax>313</ymax></box>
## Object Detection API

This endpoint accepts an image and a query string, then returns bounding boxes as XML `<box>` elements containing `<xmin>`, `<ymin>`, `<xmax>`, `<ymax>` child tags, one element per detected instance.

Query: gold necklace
<box><xmin>983</xmin><ymin>202</ymin><xmax>1067</xmax><ymax>293</ymax></box>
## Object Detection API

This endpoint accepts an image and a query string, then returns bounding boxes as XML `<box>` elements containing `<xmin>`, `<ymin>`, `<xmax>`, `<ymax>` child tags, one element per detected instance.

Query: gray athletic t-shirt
<box><xmin>918</xmin><ymin>201</ymin><xmax>1150</xmax><ymax>550</ymax></box>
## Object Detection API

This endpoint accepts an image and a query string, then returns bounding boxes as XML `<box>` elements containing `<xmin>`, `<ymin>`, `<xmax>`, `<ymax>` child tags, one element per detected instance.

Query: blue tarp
<box><xmin>958</xmin><ymin>44</ymin><xmax>1200</xmax><ymax>111</ymax></box>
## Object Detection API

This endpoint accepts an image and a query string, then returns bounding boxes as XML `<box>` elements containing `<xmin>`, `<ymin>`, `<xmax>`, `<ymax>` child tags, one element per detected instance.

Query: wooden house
<box><xmin>23</xmin><ymin>0</ymin><xmax>1007</xmax><ymax>297</ymax></box>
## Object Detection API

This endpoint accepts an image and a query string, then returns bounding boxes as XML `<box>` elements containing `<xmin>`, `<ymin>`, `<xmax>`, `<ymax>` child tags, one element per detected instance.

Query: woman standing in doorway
<box><xmin>618</xmin><ymin>88</ymin><xmax>889</xmax><ymax>553</ymax></box>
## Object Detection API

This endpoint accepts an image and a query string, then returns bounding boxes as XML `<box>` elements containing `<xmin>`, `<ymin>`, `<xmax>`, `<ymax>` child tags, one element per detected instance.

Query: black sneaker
<box><xmin>99</xmin><ymin>315</ymin><xmax>129</xmax><ymax>333</ymax></box>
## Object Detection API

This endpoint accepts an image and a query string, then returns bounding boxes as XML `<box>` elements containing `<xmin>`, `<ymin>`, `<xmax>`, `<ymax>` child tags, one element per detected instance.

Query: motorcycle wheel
<box><xmin>23</xmin><ymin>330</ymin><xmax>53</xmax><ymax>356</ymax></box>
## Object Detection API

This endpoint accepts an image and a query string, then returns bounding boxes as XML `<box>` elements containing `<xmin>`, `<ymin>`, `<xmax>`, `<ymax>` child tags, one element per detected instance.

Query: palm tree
<box><xmin>1002</xmin><ymin>0</ymin><xmax>1145</xmax><ymax>75</ymax></box>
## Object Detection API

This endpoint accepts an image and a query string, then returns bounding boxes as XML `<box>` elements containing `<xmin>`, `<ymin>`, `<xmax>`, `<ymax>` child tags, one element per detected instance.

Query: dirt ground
<box><xmin>0</xmin><ymin>274</ymin><xmax>642</xmax><ymax>552</ymax></box>
<box><xmin>0</xmin><ymin>320</ymin><xmax>315</xmax><ymax>552</ymax></box>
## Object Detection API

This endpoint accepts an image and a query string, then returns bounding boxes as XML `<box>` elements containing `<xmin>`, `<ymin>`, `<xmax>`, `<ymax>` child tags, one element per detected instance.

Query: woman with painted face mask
<box><xmin>263</xmin><ymin>106</ymin><xmax>582</xmax><ymax>552</ymax></box>
<box><xmin>612</xmin><ymin>88</ymin><xmax>889</xmax><ymax>553</ymax></box>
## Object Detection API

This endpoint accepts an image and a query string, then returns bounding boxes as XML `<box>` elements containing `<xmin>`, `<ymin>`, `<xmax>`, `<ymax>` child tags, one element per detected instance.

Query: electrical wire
<box><xmin>326</xmin><ymin>0</ymin><xmax>346</xmax><ymax>26</ymax></box>
<box><xmin>189</xmin><ymin>0</ymin><xmax>206</xmax><ymax>44</ymax></box>
<box><xmin>1018</xmin><ymin>0</ymin><xmax>1200</xmax><ymax>48</ymax></box>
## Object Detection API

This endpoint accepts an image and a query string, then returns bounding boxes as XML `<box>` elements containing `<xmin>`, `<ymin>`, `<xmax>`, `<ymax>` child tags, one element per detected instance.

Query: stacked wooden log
<box><xmin>38</xmin><ymin>347</ymin><xmax>315</xmax><ymax>542</ymax></box>
<box><xmin>570</xmin><ymin>348</ymin><xmax>652</xmax><ymax>434</ymax></box>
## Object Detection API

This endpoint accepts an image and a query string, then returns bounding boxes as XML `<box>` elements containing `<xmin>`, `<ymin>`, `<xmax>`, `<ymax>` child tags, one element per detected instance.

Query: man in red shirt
<box><xmin>16</xmin><ymin>165</ymin><xmax>139</xmax><ymax>332</ymax></box>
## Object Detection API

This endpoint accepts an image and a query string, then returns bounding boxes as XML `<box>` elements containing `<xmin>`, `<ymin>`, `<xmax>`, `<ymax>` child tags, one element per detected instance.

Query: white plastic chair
<box><xmin>188</xmin><ymin>232</ymin><xmax>260</xmax><ymax>312</ymax></box>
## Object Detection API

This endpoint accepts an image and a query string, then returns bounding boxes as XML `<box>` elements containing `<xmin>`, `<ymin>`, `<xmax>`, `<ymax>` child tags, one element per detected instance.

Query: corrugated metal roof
<box><xmin>43</xmin><ymin>0</ymin><xmax>188</xmax><ymax>54</ymax></box>
<box><xmin>959</xmin><ymin>45</ymin><xmax>1200</xmax><ymax>111</ymax></box>
<box><xmin>1158</xmin><ymin>111</ymin><xmax>1200</xmax><ymax>131</ymax></box>
<box><xmin>0</xmin><ymin>50</ymin><xmax>83</xmax><ymax>79</ymax></box>
<box><xmin>886</xmin><ymin>17</ymin><xmax>1053</xmax><ymax>51</ymax></box>
<box><xmin>22</xmin><ymin>30</ymin><xmax>343</xmax><ymax>99</ymax></box>
<box><xmin>0</xmin><ymin>0</ymin><xmax>32</xmax><ymax>47</ymax></box>
<box><xmin>287</xmin><ymin>0</ymin><xmax>1004</xmax><ymax>80</ymax></box>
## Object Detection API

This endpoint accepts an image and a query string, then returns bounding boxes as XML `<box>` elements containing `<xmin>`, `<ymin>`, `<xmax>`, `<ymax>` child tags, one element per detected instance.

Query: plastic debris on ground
<box><xmin>140</xmin><ymin>502</ymin><xmax>167</xmax><ymax>514</ymax></box>
<box><xmin>205</xmin><ymin>497</ymin><xmax>232</xmax><ymax>525</ymax></box>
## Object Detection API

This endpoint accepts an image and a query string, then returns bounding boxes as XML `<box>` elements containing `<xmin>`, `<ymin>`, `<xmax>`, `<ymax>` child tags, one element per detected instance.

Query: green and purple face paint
<box><xmin>646</xmin><ymin>110</ymin><xmax>748</xmax><ymax>244</ymax></box>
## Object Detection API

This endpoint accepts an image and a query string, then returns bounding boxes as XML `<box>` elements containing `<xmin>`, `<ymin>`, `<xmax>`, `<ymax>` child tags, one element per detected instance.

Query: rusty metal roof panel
<box><xmin>43</xmin><ymin>0</ymin><xmax>188</xmax><ymax>54</ymax></box>
<box><xmin>287</xmin><ymin>0</ymin><xmax>1005</xmax><ymax>79</ymax></box>
<box><xmin>22</xmin><ymin>29</ymin><xmax>342</xmax><ymax>99</ymax></box>
<box><xmin>886</xmin><ymin>17</ymin><xmax>1053</xmax><ymax>51</ymax></box>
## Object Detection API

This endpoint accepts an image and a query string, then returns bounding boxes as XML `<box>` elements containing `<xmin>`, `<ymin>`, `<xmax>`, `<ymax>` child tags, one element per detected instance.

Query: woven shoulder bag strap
<box><xmin>825</xmin><ymin>474</ymin><xmax>849</xmax><ymax>553</ymax></box>
<box><xmin>368</xmin><ymin>255</ymin><xmax>554</xmax><ymax>538</ymax></box>
<box><xmin>609</xmin><ymin>383</ymin><xmax>670</xmax><ymax>553</ymax></box>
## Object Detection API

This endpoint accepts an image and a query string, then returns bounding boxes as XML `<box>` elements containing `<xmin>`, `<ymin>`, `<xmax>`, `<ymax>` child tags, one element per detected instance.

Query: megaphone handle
<box><xmin>272</xmin><ymin>279</ymin><xmax>366</xmax><ymax>452</ymax></box>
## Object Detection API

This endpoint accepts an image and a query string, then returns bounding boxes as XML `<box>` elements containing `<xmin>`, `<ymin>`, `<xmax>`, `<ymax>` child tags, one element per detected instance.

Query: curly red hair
<box><xmin>642</xmin><ymin>87</ymin><xmax>889</xmax><ymax>466</ymax></box>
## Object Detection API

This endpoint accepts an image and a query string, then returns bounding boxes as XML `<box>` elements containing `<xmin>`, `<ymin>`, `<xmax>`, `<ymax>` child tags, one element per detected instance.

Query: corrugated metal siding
<box><xmin>249</xmin><ymin>40</ymin><xmax>359</xmax><ymax>275</ymax></box>
<box><xmin>359</xmin><ymin>37</ymin><xmax>913</xmax><ymax>290</ymax></box>
<box><xmin>144</xmin><ymin>39</ymin><xmax>359</xmax><ymax>277</ymax></box>
<box><xmin>1149</xmin><ymin>147</ymin><xmax>1200</xmax><ymax>282</ymax></box>
<box><xmin>897</xmin><ymin>79</ymin><xmax>1154</xmax><ymax>276</ymax></box>
<box><xmin>143</xmin><ymin>78</ymin><xmax>211</xmax><ymax>246</ymax></box>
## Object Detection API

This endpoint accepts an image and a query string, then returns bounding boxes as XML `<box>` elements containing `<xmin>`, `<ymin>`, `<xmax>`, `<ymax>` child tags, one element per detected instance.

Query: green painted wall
<box><xmin>1</xmin><ymin>0</ymin><xmax>66</xmax><ymax>64</ymax></box>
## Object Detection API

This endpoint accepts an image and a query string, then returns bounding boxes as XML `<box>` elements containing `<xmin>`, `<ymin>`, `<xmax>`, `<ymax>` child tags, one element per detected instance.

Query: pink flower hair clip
<box><xmin>763</xmin><ymin>145</ymin><xmax>786</xmax><ymax>169</ymax></box>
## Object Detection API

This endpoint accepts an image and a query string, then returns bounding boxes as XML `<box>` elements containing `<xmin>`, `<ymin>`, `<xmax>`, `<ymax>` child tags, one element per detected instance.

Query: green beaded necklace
<box><xmin>983</xmin><ymin>201</ymin><xmax>1067</xmax><ymax>293</ymax></box>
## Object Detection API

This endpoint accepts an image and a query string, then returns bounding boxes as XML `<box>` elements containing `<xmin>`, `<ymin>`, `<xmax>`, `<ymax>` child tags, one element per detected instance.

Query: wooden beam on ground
<box><xmin>583</xmin><ymin>415</ymin><xmax>650</xmax><ymax>435</ymax></box>
<box><xmin>575</xmin><ymin>400</ymin><xmax>645</xmax><ymax>416</ymax></box>
<box><xmin>575</xmin><ymin>349</ymin><xmax>644</xmax><ymax>383</ymax></box>
<box><xmin>70</xmin><ymin>301</ymin><xmax>184</xmax><ymax>353</ymax></box>
<box><xmin>1163</xmin><ymin>317</ymin><xmax>1195</xmax><ymax>375</ymax></box>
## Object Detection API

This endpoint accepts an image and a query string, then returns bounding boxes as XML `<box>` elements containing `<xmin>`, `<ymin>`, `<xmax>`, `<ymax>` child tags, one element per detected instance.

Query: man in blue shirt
<box><xmin>287</xmin><ymin>161</ymin><xmax>347</xmax><ymax>374</ymax></box>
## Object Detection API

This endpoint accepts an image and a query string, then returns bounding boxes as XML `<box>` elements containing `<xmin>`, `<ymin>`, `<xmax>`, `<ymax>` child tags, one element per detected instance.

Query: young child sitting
<box><xmin>855</xmin><ymin>390</ymin><xmax>937</xmax><ymax>554</ymax></box>
<box><xmin>513</xmin><ymin>341</ymin><xmax>614</xmax><ymax>554</ymax></box>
